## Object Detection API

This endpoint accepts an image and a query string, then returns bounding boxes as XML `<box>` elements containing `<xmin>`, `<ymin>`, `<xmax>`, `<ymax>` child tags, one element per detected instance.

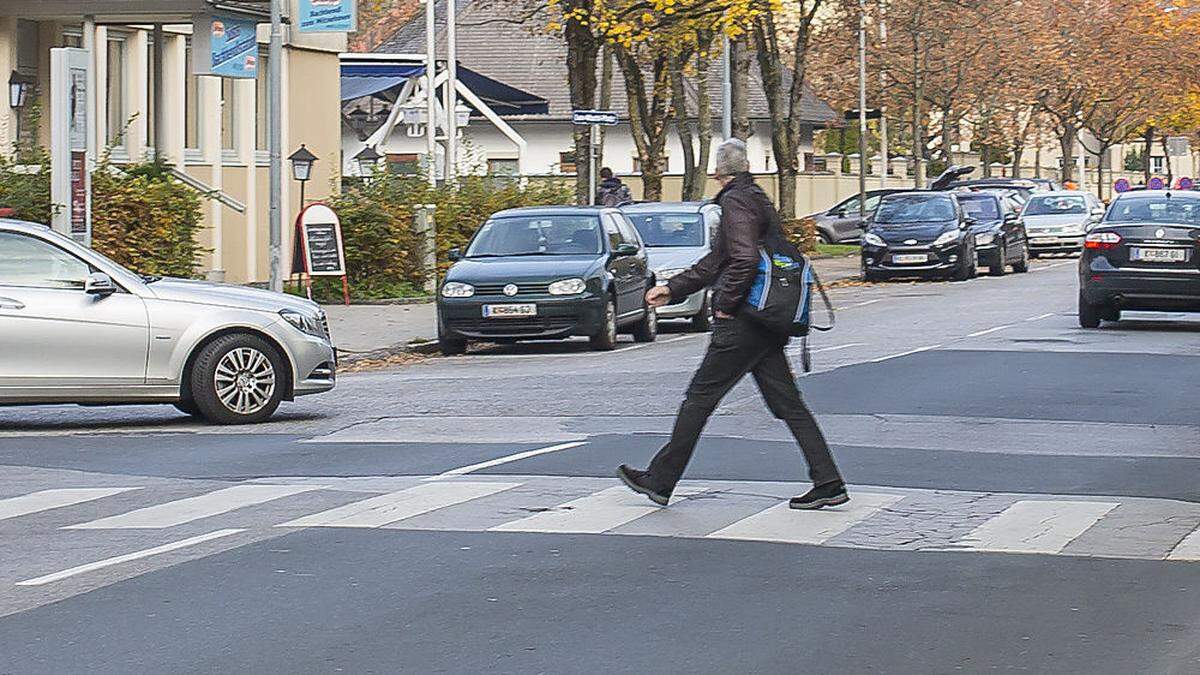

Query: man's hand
<box><xmin>645</xmin><ymin>286</ymin><xmax>672</xmax><ymax>307</ymax></box>
<box><xmin>714</xmin><ymin>309</ymin><xmax>734</xmax><ymax>320</ymax></box>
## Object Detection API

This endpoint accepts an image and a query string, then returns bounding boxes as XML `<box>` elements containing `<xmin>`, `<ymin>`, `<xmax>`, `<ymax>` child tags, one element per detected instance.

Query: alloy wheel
<box><xmin>214</xmin><ymin>347</ymin><xmax>277</xmax><ymax>415</ymax></box>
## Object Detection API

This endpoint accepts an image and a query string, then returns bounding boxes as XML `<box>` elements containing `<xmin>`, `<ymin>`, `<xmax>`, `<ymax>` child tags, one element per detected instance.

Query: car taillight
<box><xmin>1084</xmin><ymin>232</ymin><xmax>1121</xmax><ymax>250</ymax></box>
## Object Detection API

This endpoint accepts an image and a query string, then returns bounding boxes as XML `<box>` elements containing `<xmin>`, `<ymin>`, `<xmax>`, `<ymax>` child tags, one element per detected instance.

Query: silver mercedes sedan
<box><xmin>0</xmin><ymin>219</ymin><xmax>336</xmax><ymax>424</ymax></box>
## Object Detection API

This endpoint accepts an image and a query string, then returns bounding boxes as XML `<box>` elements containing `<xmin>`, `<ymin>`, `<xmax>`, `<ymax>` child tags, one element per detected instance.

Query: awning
<box><xmin>340</xmin><ymin>63</ymin><xmax>425</xmax><ymax>102</ymax></box>
<box><xmin>340</xmin><ymin>62</ymin><xmax>548</xmax><ymax>116</ymax></box>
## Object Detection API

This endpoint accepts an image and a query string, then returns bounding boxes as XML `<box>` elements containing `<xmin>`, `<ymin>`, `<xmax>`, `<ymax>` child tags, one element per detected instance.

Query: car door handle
<box><xmin>0</xmin><ymin>297</ymin><xmax>25</xmax><ymax>310</ymax></box>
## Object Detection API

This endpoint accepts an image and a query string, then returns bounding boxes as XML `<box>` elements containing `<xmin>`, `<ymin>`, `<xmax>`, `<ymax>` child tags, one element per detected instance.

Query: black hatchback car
<box><xmin>1078</xmin><ymin>190</ymin><xmax>1200</xmax><ymax>327</ymax></box>
<box><xmin>860</xmin><ymin>191</ymin><xmax>978</xmax><ymax>281</ymax></box>
<box><xmin>437</xmin><ymin>206</ymin><xmax>658</xmax><ymax>354</ymax></box>
<box><xmin>956</xmin><ymin>190</ymin><xmax>1030</xmax><ymax>276</ymax></box>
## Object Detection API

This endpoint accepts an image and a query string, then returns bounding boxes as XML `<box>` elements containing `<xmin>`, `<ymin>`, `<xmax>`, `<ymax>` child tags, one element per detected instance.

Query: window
<box><xmin>559</xmin><ymin>151</ymin><xmax>577</xmax><ymax>175</ymax></box>
<box><xmin>184</xmin><ymin>41</ymin><xmax>200</xmax><ymax>150</ymax></box>
<box><xmin>614</xmin><ymin>215</ymin><xmax>643</xmax><ymax>247</ymax></box>
<box><xmin>1151</xmin><ymin>156</ymin><xmax>1165</xmax><ymax>174</ymax></box>
<box><xmin>466</xmin><ymin>216</ymin><xmax>602</xmax><ymax>257</ymax></box>
<box><xmin>628</xmin><ymin>212</ymin><xmax>706</xmax><ymax>248</ymax></box>
<box><xmin>487</xmin><ymin>158</ymin><xmax>519</xmax><ymax>176</ymax></box>
<box><xmin>106</xmin><ymin>38</ymin><xmax>126</xmax><ymax>144</ymax></box>
<box><xmin>220</xmin><ymin>77</ymin><xmax>237</xmax><ymax>151</ymax></box>
<box><xmin>0</xmin><ymin>233</ymin><xmax>91</xmax><ymax>290</ymax></box>
<box><xmin>255</xmin><ymin>50</ymin><xmax>269</xmax><ymax>151</ymax></box>
<box><xmin>601</xmin><ymin>214</ymin><xmax>622</xmax><ymax>249</ymax></box>
<box><xmin>386</xmin><ymin>153</ymin><xmax>420</xmax><ymax>175</ymax></box>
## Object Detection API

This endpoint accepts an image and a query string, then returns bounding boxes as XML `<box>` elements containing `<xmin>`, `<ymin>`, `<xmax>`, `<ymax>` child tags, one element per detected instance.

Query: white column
<box><xmin>162</xmin><ymin>34</ymin><xmax>186</xmax><ymax>166</ymax></box>
<box><xmin>127</xmin><ymin>30</ymin><xmax>148</xmax><ymax>159</ymax></box>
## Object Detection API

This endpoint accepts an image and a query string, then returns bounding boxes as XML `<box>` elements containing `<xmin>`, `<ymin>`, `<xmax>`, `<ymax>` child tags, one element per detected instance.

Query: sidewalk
<box><xmin>323</xmin><ymin>255</ymin><xmax>862</xmax><ymax>357</ymax></box>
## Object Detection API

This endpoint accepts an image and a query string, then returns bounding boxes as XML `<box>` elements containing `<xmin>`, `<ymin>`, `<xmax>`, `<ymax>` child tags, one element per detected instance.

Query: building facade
<box><xmin>0</xmin><ymin>4</ymin><xmax>345</xmax><ymax>284</ymax></box>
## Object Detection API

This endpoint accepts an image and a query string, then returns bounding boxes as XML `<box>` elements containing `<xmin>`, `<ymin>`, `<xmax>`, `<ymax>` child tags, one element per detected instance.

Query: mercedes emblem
<box><xmin>503</xmin><ymin>284</ymin><xmax>519</xmax><ymax>296</ymax></box>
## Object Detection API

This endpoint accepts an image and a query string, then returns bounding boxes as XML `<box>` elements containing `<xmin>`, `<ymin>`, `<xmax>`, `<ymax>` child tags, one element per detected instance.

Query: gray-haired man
<box><xmin>617</xmin><ymin>139</ymin><xmax>848</xmax><ymax>510</ymax></box>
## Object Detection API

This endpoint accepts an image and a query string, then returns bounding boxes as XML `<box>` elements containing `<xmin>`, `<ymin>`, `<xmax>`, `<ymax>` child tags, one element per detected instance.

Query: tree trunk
<box><xmin>565</xmin><ymin>14</ymin><xmax>599</xmax><ymax>204</ymax></box>
<box><xmin>616</xmin><ymin>48</ymin><xmax>671</xmax><ymax>202</ymax></box>
<box><xmin>1011</xmin><ymin>143</ymin><xmax>1024</xmax><ymax>178</ymax></box>
<box><xmin>598</xmin><ymin>45</ymin><xmax>614</xmax><ymax>166</ymax></box>
<box><xmin>940</xmin><ymin>107</ymin><xmax>953</xmax><ymax>166</ymax></box>
<box><xmin>731</xmin><ymin>37</ymin><xmax>751</xmax><ymax>141</ymax></box>
<box><xmin>1096</xmin><ymin>144</ymin><xmax>1107</xmax><ymax>199</ymax></box>
<box><xmin>1161</xmin><ymin>135</ymin><xmax>1173</xmax><ymax>186</ymax></box>
<box><xmin>670</xmin><ymin>56</ymin><xmax>697</xmax><ymax>200</ymax></box>
<box><xmin>694</xmin><ymin>51</ymin><xmax>714</xmax><ymax>200</ymax></box>
<box><xmin>1143</xmin><ymin>127</ymin><xmax>1154</xmax><ymax>184</ymax></box>
<box><xmin>1059</xmin><ymin>124</ymin><xmax>1076</xmax><ymax>183</ymax></box>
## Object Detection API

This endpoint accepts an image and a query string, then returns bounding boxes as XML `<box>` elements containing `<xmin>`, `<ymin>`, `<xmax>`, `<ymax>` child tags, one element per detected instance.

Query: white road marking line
<box><xmin>278</xmin><ymin>482</ymin><xmax>521</xmax><ymax>528</ymax></box>
<box><xmin>706</xmin><ymin>493</ymin><xmax>903</xmax><ymax>545</ymax></box>
<box><xmin>1032</xmin><ymin>261</ymin><xmax>1074</xmax><ymax>271</ymax></box>
<box><xmin>423</xmin><ymin>442</ymin><xmax>587</xmax><ymax>481</ymax></box>
<box><xmin>454</xmin><ymin>334</ymin><xmax>703</xmax><ymax>361</ymax></box>
<box><xmin>1167</xmin><ymin>528</ymin><xmax>1200</xmax><ymax>561</ymax></box>
<box><xmin>786</xmin><ymin>342</ymin><xmax>864</xmax><ymax>356</ymax></box>
<box><xmin>948</xmin><ymin>500</ymin><xmax>1118</xmax><ymax>554</ymax></box>
<box><xmin>490</xmin><ymin>485</ymin><xmax>705</xmax><ymax>534</ymax></box>
<box><xmin>64</xmin><ymin>485</ymin><xmax>319</xmax><ymax>530</ymax></box>
<box><xmin>966</xmin><ymin>324</ymin><xmax>1014</xmax><ymax>338</ymax></box>
<box><xmin>609</xmin><ymin>333</ymin><xmax>698</xmax><ymax>354</ymax></box>
<box><xmin>867</xmin><ymin>344</ymin><xmax>942</xmax><ymax>363</ymax></box>
<box><xmin>1025</xmin><ymin>313</ymin><xmax>1055</xmax><ymax>321</ymax></box>
<box><xmin>0</xmin><ymin>488</ymin><xmax>140</xmax><ymax>522</ymax></box>
<box><xmin>841</xmin><ymin>298</ymin><xmax>883</xmax><ymax>309</ymax></box>
<box><xmin>16</xmin><ymin>528</ymin><xmax>245</xmax><ymax>587</ymax></box>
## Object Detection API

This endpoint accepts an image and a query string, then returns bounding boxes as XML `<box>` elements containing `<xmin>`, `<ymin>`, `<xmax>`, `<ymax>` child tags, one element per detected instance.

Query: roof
<box><xmin>1113</xmin><ymin>189</ymin><xmax>1200</xmax><ymax>199</ymax></box>
<box><xmin>490</xmin><ymin>205</ymin><xmax>614</xmax><ymax>218</ymax></box>
<box><xmin>340</xmin><ymin>57</ymin><xmax>549</xmax><ymax>115</ymax></box>
<box><xmin>620</xmin><ymin>201</ymin><xmax>712</xmax><ymax>213</ymax></box>
<box><xmin>0</xmin><ymin>219</ymin><xmax>50</xmax><ymax>233</ymax></box>
<box><xmin>376</xmin><ymin>0</ymin><xmax>839</xmax><ymax>124</ymax></box>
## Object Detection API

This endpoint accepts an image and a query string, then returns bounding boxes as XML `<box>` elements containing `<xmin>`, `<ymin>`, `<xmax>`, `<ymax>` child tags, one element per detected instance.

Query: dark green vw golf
<box><xmin>436</xmin><ymin>206</ymin><xmax>659</xmax><ymax>355</ymax></box>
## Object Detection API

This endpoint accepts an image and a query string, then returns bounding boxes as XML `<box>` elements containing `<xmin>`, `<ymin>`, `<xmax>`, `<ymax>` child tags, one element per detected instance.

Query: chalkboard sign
<box><xmin>294</xmin><ymin>204</ymin><xmax>346</xmax><ymax>276</ymax></box>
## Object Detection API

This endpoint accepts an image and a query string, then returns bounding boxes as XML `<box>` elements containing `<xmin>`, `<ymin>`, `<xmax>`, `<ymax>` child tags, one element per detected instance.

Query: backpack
<box><xmin>742</xmin><ymin>224</ymin><xmax>834</xmax><ymax>372</ymax></box>
<box><xmin>599</xmin><ymin>183</ymin><xmax>632</xmax><ymax>207</ymax></box>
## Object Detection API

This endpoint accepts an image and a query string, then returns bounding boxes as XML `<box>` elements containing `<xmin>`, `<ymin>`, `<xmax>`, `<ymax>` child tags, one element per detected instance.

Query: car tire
<box><xmin>818</xmin><ymin>231</ymin><xmax>833</xmax><ymax>245</ymax></box>
<box><xmin>590</xmin><ymin>297</ymin><xmax>618</xmax><ymax>351</ymax></box>
<box><xmin>189</xmin><ymin>333</ymin><xmax>286</xmax><ymax>425</ymax></box>
<box><xmin>864</xmin><ymin>268</ymin><xmax>885</xmax><ymax>282</ymax></box>
<box><xmin>632</xmin><ymin>304</ymin><xmax>658</xmax><ymax>343</ymax></box>
<box><xmin>691</xmin><ymin>294</ymin><xmax>713</xmax><ymax>332</ymax></box>
<box><xmin>1078</xmin><ymin>291</ymin><xmax>1103</xmax><ymax>328</ymax></box>
<box><xmin>439</xmin><ymin>337</ymin><xmax>467</xmax><ymax>356</ymax></box>
<box><xmin>1012</xmin><ymin>244</ymin><xmax>1030</xmax><ymax>273</ymax></box>
<box><xmin>952</xmin><ymin>249</ymin><xmax>974</xmax><ymax>282</ymax></box>
<box><xmin>989</xmin><ymin>244</ymin><xmax>1008</xmax><ymax>276</ymax></box>
<box><xmin>173</xmin><ymin>398</ymin><xmax>201</xmax><ymax>418</ymax></box>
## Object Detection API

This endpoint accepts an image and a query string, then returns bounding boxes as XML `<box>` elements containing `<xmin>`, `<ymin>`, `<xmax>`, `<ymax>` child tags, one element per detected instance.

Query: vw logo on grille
<box><xmin>904</xmin><ymin>239</ymin><xmax>918</xmax><ymax>245</ymax></box>
<box><xmin>1156</xmin><ymin>228</ymin><xmax>1166</xmax><ymax>239</ymax></box>
<box><xmin>503</xmin><ymin>284</ymin><xmax>519</xmax><ymax>296</ymax></box>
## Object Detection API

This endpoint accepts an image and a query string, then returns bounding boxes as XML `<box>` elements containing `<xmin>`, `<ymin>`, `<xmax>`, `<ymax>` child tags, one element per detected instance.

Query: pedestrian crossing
<box><xmin>5</xmin><ymin>475</ymin><xmax>1200</xmax><ymax>591</ymax></box>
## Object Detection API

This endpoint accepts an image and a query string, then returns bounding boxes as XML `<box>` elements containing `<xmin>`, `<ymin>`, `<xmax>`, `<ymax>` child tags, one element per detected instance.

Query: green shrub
<box><xmin>0</xmin><ymin>146</ymin><xmax>55</xmax><ymax>224</ymax></box>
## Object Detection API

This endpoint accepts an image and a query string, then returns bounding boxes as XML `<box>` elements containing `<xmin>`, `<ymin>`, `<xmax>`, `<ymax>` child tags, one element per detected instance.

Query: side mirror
<box><xmin>85</xmin><ymin>272</ymin><xmax>116</xmax><ymax>297</ymax></box>
<box><xmin>613</xmin><ymin>242</ymin><xmax>639</xmax><ymax>257</ymax></box>
<box><xmin>829</xmin><ymin>208</ymin><xmax>844</xmax><ymax>217</ymax></box>
<box><xmin>960</xmin><ymin>218</ymin><xmax>974</xmax><ymax>229</ymax></box>
<box><xmin>447</xmin><ymin>248</ymin><xmax>463</xmax><ymax>262</ymax></box>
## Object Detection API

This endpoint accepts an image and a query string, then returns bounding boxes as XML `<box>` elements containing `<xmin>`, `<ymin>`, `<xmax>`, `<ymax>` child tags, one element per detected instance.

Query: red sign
<box><xmin>70</xmin><ymin>151</ymin><xmax>87</xmax><ymax>235</ymax></box>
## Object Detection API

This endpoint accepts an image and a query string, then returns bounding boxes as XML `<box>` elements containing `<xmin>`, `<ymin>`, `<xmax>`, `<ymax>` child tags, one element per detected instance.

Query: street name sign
<box><xmin>572</xmin><ymin>110</ymin><xmax>619</xmax><ymax>126</ymax></box>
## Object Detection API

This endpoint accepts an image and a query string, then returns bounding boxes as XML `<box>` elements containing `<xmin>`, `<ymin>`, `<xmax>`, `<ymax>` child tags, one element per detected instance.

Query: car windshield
<box><xmin>957</xmin><ymin>194</ymin><xmax>1000</xmax><ymax>220</ymax></box>
<box><xmin>1105</xmin><ymin>196</ymin><xmax>1200</xmax><ymax>225</ymax></box>
<box><xmin>627</xmin><ymin>212</ymin><xmax>705</xmax><ymax>247</ymax></box>
<box><xmin>1025</xmin><ymin>195</ymin><xmax>1087</xmax><ymax>216</ymax></box>
<box><xmin>466</xmin><ymin>215</ymin><xmax>603</xmax><ymax>257</ymax></box>
<box><xmin>874</xmin><ymin>194</ymin><xmax>956</xmax><ymax>224</ymax></box>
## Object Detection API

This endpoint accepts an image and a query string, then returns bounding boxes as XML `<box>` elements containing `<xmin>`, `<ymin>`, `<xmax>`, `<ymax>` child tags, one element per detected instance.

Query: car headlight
<box><xmin>974</xmin><ymin>232</ymin><xmax>995</xmax><ymax>245</ymax></box>
<box><xmin>279</xmin><ymin>309</ymin><xmax>327</xmax><ymax>339</ymax></box>
<box><xmin>862</xmin><ymin>232</ymin><xmax>886</xmax><ymax>247</ymax></box>
<box><xmin>655</xmin><ymin>268</ymin><xmax>686</xmax><ymax>285</ymax></box>
<box><xmin>548</xmin><ymin>278</ymin><xmax>587</xmax><ymax>295</ymax></box>
<box><xmin>933</xmin><ymin>230</ymin><xmax>960</xmax><ymax>247</ymax></box>
<box><xmin>441</xmin><ymin>281</ymin><xmax>475</xmax><ymax>298</ymax></box>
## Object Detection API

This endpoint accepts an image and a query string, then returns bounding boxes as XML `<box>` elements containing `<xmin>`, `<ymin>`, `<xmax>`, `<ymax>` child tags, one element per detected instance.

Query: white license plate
<box><xmin>1131</xmin><ymin>247</ymin><xmax>1187</xmax><ymax>262</ymax></box>
<box><xmin>483</xmin><ymin>303</ymin><xmax>537</xmax><ymax>318</ymax></box>
<box><xmin>892</xmin><ymin>253</ymin><xmax>929</xmax><ymax>264</ymax></box>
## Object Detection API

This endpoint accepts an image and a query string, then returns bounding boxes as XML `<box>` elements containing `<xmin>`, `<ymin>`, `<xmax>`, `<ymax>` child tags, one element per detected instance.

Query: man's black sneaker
<box><xmin>616</xmin><ymin>465</ymin><xmax>671</xmax><ymax>506</ymax></box>
<box><xmin>789</xmin><ymin>481</ymin><xmax>850</xmax><ymax>510</ymax></box>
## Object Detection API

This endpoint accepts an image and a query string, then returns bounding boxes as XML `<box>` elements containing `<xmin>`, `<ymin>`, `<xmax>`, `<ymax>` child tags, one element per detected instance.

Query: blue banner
<box><xmin>193</xmin><ymin>13</ymin><xmax>258</xmax><ymax>79</ymax></box>
<box><xmin>298</xmin><ymin>0</ymin><xmax>357</xmax><ymax>33</ymax></box>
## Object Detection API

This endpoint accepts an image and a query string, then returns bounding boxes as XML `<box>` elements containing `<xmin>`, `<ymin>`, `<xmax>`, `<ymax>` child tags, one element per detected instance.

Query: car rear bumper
<box><xmin>439</xmin><ymin>295</ymin><xmax>607</xmax><ymax>340</ymax></box>
<box><xmin>1082</xmin><ymin>261</ymin><xmax>1200</xmax><ymax>309</ymax></box>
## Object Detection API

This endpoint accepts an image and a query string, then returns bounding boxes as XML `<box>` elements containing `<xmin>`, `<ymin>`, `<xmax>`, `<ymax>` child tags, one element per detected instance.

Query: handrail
<box><xmin>169</xmin><ymin>168</ymin><xmax>247</xmax><ymax>214</ymax></box>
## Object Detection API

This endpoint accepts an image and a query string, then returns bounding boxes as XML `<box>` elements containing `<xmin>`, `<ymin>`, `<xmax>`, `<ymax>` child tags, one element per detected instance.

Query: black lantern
<box><xmin>288</xmin><ymin>144</ymin><xmax>318</xmax><ymax>209</ymax></box>
<box><xmin>9</xmin><ymin>72</ymin><xmax>33</xmax><ymax>109</ymax></box>
<box><xmin>353</xmin><ymin>145</ymin><xmax>382</xmax><ymax>177</ymax></box>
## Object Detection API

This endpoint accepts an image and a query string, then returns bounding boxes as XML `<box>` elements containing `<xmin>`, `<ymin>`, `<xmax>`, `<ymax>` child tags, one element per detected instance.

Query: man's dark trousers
<box><xmin>647</xmin><ymin>314</ymin><xmax>842</xmax><ymax>492</ymax></box>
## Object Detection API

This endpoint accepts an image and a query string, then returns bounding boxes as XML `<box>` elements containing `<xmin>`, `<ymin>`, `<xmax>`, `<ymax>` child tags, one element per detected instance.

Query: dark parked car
<box><xmin>956</xmin><ymin>190</ymin><xmax>1030</xmax><ymax>276</ymax></box>
<box><xmin>437</xmin><ymin>206</ymin><xmax>658</xmax><ymax>354</ymax></box>
<box><xmin>945</xmin><ymin>178</ymin><xmax>1047</xmax><ymax>202</ymax></box>
<box><xmin>1078</xmin><ymin>190</ymin><xmax>1200</xmax><ymax>327</ymax></box>
<box><xmin>804</xmin><ymin>189</ymin><xmax>908</xmax><ymax>243</ymax></box>
<box><xmin>861</xmin><ymin>191</ymin><xmax>978</xmax><ymax>281</ymax></box>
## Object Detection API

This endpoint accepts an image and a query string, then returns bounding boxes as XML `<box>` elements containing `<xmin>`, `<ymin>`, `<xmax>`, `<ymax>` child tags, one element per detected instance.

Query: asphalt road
<box><xmin>3</xmin><ymin>258</ymin><xmax>1200</xmax><ymax>674</ymax></box>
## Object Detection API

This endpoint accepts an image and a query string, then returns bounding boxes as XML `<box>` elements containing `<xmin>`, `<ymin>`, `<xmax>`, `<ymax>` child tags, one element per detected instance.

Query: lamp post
<box><xmin>288</xmin><ymin>144</ymin><xmax>318</xmax><ymax>211</ymax></box>
<box><xmin>353</xmin><ymin>144</ymin><xmax>382</xmax><ymax>178</ymax></box>
<box><xmin>9</xmin><ymin>71</ymin><xmax>33</xmax><ymax>140</ymax></box>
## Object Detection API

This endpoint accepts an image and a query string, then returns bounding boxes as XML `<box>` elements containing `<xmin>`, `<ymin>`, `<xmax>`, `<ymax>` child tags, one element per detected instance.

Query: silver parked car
<box><xmin>621</xmin><ymin>202</ymin><xmax>719</xmax><ymax>331</ymax></box>
<box><xmin>0</xmin><ymin>219</ymin><xmax>336</xmax><ymax>424</ymax></box>
<box><xmin>1021</xmin><ymin>191</ymin><xmax>1106</xmax><ymax>256</ymax></box>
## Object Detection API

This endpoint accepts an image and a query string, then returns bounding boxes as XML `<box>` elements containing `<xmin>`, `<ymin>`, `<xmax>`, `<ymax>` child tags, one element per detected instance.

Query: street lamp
<box><xmin>288</xmin><ymin>144</ymin><xmax>318</xmax><ymax>210</ymax></box>
<box><xmin>353</xmin><ymin>144</ymin><xmax>382</xmax><ymax>177</ymax></box>
<box><xmin>8</xmin><ymin>72</ymin><xmax>33</xmax><ymax>109</ymax></box>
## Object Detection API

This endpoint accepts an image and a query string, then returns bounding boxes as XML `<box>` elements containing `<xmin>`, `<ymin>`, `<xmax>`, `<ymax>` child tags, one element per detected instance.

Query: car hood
<box><xmin>647</xmin><ymin>247</ymin><xmax>707</xmax><ymax>271</ymax></box>
<box><xmin>146</xmin><ymin>278</ymin><xmax>322</xmax><ymax>314</ymax></box>
<box><xmin>967</xmin><ymin>218</ymin><xmax>1003</xmax><ymax>233</ymax></box>
<box><xmin>1023</xmin><ymin>213</ymin><xmax>1090</xmax><ymax>228</ymax></box>
<box><xmin>870</xmin><ymin>222</ymin><xmax>957</xmax><ymax>242</ymax></box>
<box><xmin>446</xmin><ymin>255</ymin><xmax>604</xmax><ymax>282</ymax></box>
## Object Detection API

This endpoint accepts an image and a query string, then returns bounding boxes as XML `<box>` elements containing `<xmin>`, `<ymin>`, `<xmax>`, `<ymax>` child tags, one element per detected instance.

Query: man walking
<box><xmin>616</xmin><ymin>139</ymin><xmax>848</xmax><ymax>510</ymax></box>
<box><xmin>596</xmin><ymin>167</ymin><xmax>633</xmax><ymax>207</ymax></box>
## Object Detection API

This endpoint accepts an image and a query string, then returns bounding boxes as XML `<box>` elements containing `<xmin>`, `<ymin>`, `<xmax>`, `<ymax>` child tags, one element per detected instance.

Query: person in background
<box><xmin>615</xmin><ymin>139</ymin><xmax>848</xmax><ymax>511</ymax></box>
<box><xmin>596</xmin><ymin>167</ymin><xmax>634</xmax><ymax>207</ymax></box>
